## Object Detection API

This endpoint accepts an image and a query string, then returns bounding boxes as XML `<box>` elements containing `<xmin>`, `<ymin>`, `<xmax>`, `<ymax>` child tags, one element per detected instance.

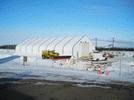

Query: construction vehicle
<box><xmin>103</xmin><ymin>53</ymin><xmax>115</xmax><ymax>58</ymax></box>
<box><xmin>108</xmin><ymin>54</ymin><xmax>115</xmax><ymax>58</ymax></box>
<box><xmin>42</xmin><ymin>50</ymin><xmax>59</xmax><ymax>59</ymax></box>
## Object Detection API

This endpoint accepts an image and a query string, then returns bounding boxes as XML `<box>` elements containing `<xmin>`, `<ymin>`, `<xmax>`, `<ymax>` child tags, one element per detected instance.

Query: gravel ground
<box><xmin>0</xmin><ymin>78</ymin><xmax>134</xmax><ymax>100</ymax></box>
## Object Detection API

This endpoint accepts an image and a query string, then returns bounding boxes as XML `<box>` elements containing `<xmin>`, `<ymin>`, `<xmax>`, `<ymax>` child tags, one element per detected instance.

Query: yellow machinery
<box><xmin>42</xmin><ymin>50</ymin><xmax>59</xmax><ymax>59</ymax></box>
<box><xmin>108</xmin><ymin>54</ymin><xmax>115</xmax><ymax>58</ymax></box>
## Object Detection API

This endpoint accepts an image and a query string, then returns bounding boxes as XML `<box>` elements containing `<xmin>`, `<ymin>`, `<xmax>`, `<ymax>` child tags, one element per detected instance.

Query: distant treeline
<box><xmin>0</xmin><ymin>45</ymin><xmax>16</xmax><ymax>49</ymax></box>
<box><xmin>96</xmin><ymin>47</ymin><xmax>134</xmax><ymax>51</ymax></box>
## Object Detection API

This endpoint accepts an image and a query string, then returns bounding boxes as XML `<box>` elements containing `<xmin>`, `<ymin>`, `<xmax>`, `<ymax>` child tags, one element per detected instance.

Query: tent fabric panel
<box><xmin>16</xmin><ymin>38</ymin><xmax>31</xmax><ymax>53</ymax></box>
<box><xmin>47</xmin><ymin>37</ymin><xmax>65</xmax><ymax>51</ymax></box>
<box><xmin>64</xmin><ymin>36</ymin><xmax>82</xmax><ymax>55</ymax></box>
<box><xmin>39</xmin><ymin>37</ymin><xmax>57</xmax><ymax>53</ymax></box>
<box><xmin>26</xmin><ymin>38</ymin><xmax>43</xmax><ymax>53</ymax></box>
<box><xmin>21</xmin><ymin>38</ymin><xmax>36</xmax><ymax>53</ymax></box>
<box><xmin>54</xmin><ymin>37</ymin><xmax>73</xmax><ymax>55</ymax></box>
<box><xmin>32</xmin><ymin>37</ymin><xmax>50</xmax><ymax>54</ymax></box>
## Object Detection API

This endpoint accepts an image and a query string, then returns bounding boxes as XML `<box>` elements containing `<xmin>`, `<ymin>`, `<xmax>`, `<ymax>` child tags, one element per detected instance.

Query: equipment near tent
<box><xmin>42</xmin><ymin>50</ymin><xmax>59</xmax><ymax>59</ymax></box>
<box><xmin>52</xmin><ymin>56</ymin><xmax>71</xmax><ymax>60</ymax></box>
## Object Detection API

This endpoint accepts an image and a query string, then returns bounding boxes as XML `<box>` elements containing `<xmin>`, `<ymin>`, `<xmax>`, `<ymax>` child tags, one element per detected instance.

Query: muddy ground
<box><xmin>0</xmin><ymin>78</ymin><xmax>134</xmax><ymax>100</ymax></box>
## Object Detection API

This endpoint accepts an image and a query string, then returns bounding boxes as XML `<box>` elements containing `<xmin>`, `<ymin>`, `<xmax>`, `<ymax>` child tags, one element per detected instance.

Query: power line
<box><xmin>90</xmin><ymin>38</ymin><xmax>134</xmax><ymax>48</ymax></box>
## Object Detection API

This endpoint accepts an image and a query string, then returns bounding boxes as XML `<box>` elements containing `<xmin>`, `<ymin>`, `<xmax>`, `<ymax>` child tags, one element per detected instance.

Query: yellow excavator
<box><xmin>42</xmin><ymin>50</ymin><xmax>59</xmax><ymax>59</ymax></box>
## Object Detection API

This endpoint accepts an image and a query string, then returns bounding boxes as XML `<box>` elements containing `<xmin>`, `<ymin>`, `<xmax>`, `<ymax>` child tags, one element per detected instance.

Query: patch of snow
<box><xmin>0</xmin><ymin>49</ymin><xmax>134</xmax><ymax>84</ymax></box>
<box><xmin>73</xmin><ymin>84</ymin><xmax>111</xmax><ymax>89</ymax></box>
<box><xmin>0</xmin><ymin>49</ymin><xmax>15</xmax><ymax>58</ymax></box>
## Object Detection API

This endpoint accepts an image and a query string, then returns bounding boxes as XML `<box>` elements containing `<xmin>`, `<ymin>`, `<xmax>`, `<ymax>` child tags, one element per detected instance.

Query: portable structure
<box><xmin>102</xmin><ymin>50</ymin><xmax>134</xmax><ymax>57</ymax></box>
<box><xmin>15</xmin><ymin>36</ymin><xmax>95</xmax><ymax>58</ymax></box>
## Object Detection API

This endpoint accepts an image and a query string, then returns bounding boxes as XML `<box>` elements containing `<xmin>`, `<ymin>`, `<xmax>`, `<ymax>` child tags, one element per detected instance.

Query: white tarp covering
<box><xmin>47</xmin><ymin>37</ymin><xmax>65</xmax><ymax>51</ymax></box>
<box><xmin>33</xmin><ymin>37</ymin><xmax>50</xmax><ymax>54</ymax></box>
<box><xmin>15</xmin><ymin>36</ymin><xmax>95</xmax><ymax>58</ymax></box>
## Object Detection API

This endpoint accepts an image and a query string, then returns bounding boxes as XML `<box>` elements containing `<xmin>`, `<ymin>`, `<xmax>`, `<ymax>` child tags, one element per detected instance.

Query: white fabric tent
<box><xmin>15</xmin><ymin>36</ymin><xmax>95</xmax><ymax>58</ymax></box>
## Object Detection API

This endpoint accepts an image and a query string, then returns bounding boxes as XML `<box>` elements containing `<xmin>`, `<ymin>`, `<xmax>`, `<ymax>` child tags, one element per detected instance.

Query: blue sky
<box><xmin>0</xmin><ymin>0</ymin><xmax>134</xmax><ymax>47</ymax></box>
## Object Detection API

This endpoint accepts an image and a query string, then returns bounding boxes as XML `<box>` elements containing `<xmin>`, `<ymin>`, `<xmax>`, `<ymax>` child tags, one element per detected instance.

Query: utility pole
<box><xmin>95</xmin><ymin>38</ymin><xmax>97</xmax><ymax>48</ymax></box>
<box><xmin>113</xmin><ymin>38</ymin><xmax>115</xmax><ymax>48</ymax></box>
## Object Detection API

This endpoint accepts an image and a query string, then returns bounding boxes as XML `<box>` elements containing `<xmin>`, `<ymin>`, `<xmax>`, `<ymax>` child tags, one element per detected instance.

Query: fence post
<box><xmin>36</xmin><ymin>56</ymin><xmax>37</xmax><ymax>67</ymax></box>
<box><xmin>52</xmin><ymin>59</ymin><xmax>54</xmax><ymax>68</ymax></box>
<box><xmin>119</xmin><ymin>59</ymin><xmax>121</xmax><ymax>76</ymax></box>
<box><xmin>23</xmin><ymin>56</ymin><xmax>27</xmax><ymax>66</ymax></box>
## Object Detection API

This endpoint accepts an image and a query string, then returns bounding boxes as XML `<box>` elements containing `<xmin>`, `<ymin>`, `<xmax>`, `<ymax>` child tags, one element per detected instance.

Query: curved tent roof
<box><xmin>15</xmin><ymin>36</ymin><xmax>95</xmax><ymax>57</ymax></box>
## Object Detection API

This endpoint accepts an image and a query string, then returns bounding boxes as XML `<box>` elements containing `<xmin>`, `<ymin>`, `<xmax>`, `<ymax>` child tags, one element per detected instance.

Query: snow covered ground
<box><xmin>0</xmin><ymin>49</ymin><xmax>134</xmax><ymax>85</ymax></box>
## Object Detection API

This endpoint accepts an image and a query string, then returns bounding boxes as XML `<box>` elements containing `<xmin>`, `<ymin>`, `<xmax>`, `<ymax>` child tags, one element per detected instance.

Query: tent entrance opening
<box><xmin>82</xmin><ymin>42</ymin><xmax>89</xmax><ymax>57</ymax></box>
